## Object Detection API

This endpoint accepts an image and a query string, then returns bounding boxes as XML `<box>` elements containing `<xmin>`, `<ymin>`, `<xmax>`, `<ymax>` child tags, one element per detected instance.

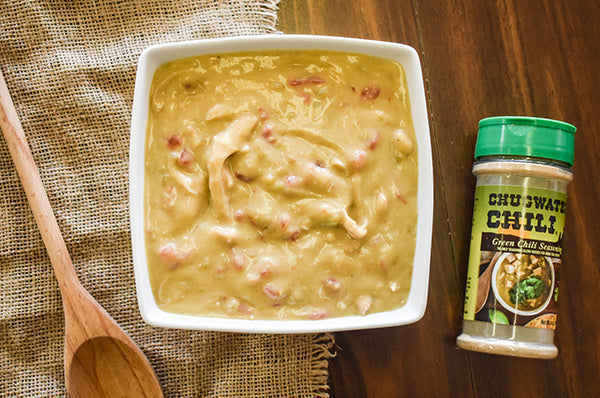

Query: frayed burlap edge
<box><xmin>311</xmin><ymin>333</ymin><xmax>336</xmax><ymax>398</ymax></box>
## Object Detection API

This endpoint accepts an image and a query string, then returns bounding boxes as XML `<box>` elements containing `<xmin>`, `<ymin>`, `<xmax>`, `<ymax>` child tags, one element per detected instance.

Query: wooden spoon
<box><xmin>0</xmin><ymin>69</ymin><xmax>163</xmax><ymax>397</ymax></box>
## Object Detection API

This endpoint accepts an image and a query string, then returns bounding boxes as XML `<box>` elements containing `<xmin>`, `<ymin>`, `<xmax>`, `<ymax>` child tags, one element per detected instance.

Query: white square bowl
<box><xmin>130</xmin><ymin>34</ymin><xmax>433</xmax><ymax>333</ymax></box>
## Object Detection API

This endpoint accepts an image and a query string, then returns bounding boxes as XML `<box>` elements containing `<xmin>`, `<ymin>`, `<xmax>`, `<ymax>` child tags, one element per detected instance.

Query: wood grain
<box><xmin>279</xmin><ymin>0</ymin><xmax>600</xmax><ymax>396</ymax></box>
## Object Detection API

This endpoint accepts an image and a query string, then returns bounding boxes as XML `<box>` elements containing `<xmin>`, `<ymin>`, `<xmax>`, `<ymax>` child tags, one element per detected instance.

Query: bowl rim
<box><xmin>490</xmin><ymin>252</ymin><xmax>555</xmax><ymax>317</ymax></box>
<box><xmin>129</xmin><ymin>34</ymin><xmax>434</xmax><ymax>333</ymax></box>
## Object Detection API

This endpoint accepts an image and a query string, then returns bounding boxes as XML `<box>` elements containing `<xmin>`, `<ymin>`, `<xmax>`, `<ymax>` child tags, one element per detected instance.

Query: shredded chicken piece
<box><xmin>341</xmin><ymin>212</ymin><xmax>368</xmax><ymax>239</ymax></box>
<box><xmin>210</xmin><ymin>225</ymin><xmax>238</xmax><ymax>243</ymax></box>
<box><xmin>206</xmin><ymin>113</ymin><xmax>258</xmax><ymax>219</ymax></box>
<box><xmin>282</xmin><ymin>160</ymin><xmax>353</xmax><ymax>206</ymax></box>
<box><xmin>303</xmin><ymin>200</ymin><xmax>367</xmax><ymax>239</ymax></box>
<box><xmin>205</xmin><ymin>103</ymin><xmax>234</xmax><ymax>121</ymax></box>
<box><xmin>356</xmin><ymin>295</ymin><xmax>372</xmax><ymax>316</ymax></box>
<box><xmin>376</xmin><ymin>192</ymin><xmax>388</xmax><ymax>213</ymax></box>
<box><xmin>392</xmin><ymin>128</ymin><xmax>414</xmax><ymax>158</ymax></box>
<box><xmin>169</xmin><ymin>164</ymin><xmax>202</xmax><ymax>195</ymax></box>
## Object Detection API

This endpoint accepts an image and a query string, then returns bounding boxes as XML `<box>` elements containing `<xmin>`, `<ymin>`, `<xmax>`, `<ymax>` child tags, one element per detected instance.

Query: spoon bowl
<box><xmin>67</xmin><ymin>335</ymin><xmax>161</xmax><ymax>397</ymax></box>
<box><xmin>62</xmin><ymin>284</ymin><xmax>163</xmax><ymax>397</ymax></box>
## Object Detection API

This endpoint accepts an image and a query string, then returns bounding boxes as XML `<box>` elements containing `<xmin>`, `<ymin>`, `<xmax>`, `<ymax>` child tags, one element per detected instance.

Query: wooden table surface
<box><xmin>279</xmin><ymin>1</ymin><xmax>600</xmax><ymax>396</ymax></box>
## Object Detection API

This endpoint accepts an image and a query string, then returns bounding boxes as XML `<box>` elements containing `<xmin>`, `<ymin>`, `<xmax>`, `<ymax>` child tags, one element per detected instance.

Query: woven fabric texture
<box><xmin>0</xmin><ymin>1</ymin><xmax>334</xmax><ymax>396</ymax></box>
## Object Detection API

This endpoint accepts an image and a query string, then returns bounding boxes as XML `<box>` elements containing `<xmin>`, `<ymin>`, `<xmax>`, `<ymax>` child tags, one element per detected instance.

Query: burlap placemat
<box><xmin>0</xmin><ymin>1</ymin><xmax>334</xmax><ymax>396</ymax></box>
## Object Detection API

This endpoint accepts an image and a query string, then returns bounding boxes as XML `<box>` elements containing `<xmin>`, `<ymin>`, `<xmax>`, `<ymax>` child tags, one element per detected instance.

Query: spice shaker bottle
<box><xmin>456</xmin><ymin>116</ymin><xmax>576</xmax><ymax>359</ymax></box>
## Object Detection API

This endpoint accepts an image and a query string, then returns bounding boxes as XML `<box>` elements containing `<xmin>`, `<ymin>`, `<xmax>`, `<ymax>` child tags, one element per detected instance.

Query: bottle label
<box><xmin>463</xmin><ymin>185</ymin><xmax>566</xmax><ymax>329</ymax></box>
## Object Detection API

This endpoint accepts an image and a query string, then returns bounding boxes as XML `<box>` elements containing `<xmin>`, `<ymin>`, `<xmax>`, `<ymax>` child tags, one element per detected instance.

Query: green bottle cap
<box><xmin>475</xmin><ymin>116</ymin><xmax>576</xmax><ymax>167</ymax></box>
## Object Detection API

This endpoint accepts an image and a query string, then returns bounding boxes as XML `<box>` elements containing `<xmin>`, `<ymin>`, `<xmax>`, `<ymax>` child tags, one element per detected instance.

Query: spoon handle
<box><xmin>0</xmin><ymin>69</ymin><xmax>79</xmax><ymax>291</ymax></box>
<box><xmin>1</xmin><ymin>69</ymin><xmax>164</xmax><ymax>397</ymax></box>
